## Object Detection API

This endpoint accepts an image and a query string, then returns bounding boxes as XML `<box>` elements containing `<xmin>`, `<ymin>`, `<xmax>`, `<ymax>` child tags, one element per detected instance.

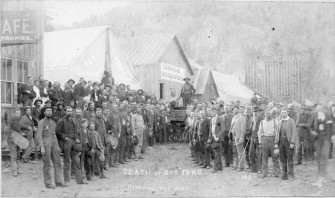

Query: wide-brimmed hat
<box><xmin>98</xmin><ymin>151</ymin><xmax>105</xmax><ymax>161</ymax></box>
<box><xmin>56</xmin><ymin>102</ymin><xmax>64</xmax><ymax>107</ymax></box>
<box><xmin>41</xmin><ymin>105</ymin><xmax>53</xmax><ymax>114</ymax></box>
<box><xmin>252</xmin><ymin>105</ymin><xmax>261</xmax><ymax>112</ymax></box>
<box><xmin>118</xmin><ymin>83</ymin><xmax>125</xmax><ymax>89</ymax></box>
<box><xmin>183</xmin><ymin>77</ymin><xmax>191</xmax><ymax>81</ymax></box>
<box><xmin>24</xmin><ymin>106</ymin><xmax>32</xmax><ymax>111</ymax></box>
<box><xmin>206</xmin><ymin>143</ymin><xmax>212</xmax><ymax>151</ymax></box>
<box><xmin>92</xmin><ymin>82</ymin><xmax>99</xmax><ymax>87</ymax></box>
<box><xmin>34</xmin><ymin>98</ymin><xmax>43</xmax><ymax>106</ymax></box>
<box><xmin>211</xmin><ymin>142</ymin><xmax>220</xmax><ymax>149</ymax></box>
<box><xmin>231</xmin><ymin>105</ymin><xmax>239</xmax><ymax>111</ymax></box>
<box><xmin>275</xmin><ymin>103</ymin><xmax>283</xmax><ymax>107</ymax></box>
<box><xmin>88</xmin><ymin>149</ymin><xmax>95</xmax><ymax>158</ymax></box>
<box><xmin>73</xmin><ymin>142</ymin><xmax>82</xmax><ymax>152</ymax></box>
<box><xmin>109</xmin><ymin>134</ymin><xmax>119</xmax><ymax>149</ymax></box>
<box><xmin>137</xmin><ymin>89</ymin><xmax>144</xmax><ymax>94</ymax></box>
<box><xmin>131</xmin><ymin>135</ymin><xmax>139</xmax><ymax>146</ymax></box>
<box><xmin>67</xmin><ymin>79</ymin><xmax>75</xmax><ymax>84</ymax></box>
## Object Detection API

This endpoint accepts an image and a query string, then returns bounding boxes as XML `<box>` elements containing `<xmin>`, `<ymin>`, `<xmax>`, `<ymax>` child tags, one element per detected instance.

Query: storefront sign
<box><xmin>1</xmin><ymin>11</ymin><xmax>37</xmax><ymax>44</ymax></box>
<box><xmin>161</xmin><ymin>62</ymin><xmax>185</xmax><ymax>83</ymax></box>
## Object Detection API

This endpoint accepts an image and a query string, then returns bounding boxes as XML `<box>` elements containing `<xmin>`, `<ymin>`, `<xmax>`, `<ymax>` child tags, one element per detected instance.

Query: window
<box><xmin>160</xmin><ymin>83</ymin><xmax>164</xmax><ymax>99</ymax></box>
<box><xmin>1</xmin><ymin>58</ymin><xmax>14</xmax><ymax>104</ymax></box>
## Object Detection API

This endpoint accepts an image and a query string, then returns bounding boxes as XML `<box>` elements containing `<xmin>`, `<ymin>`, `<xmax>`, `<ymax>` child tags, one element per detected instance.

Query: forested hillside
<box><xmin>46</xmin><ymin>1</ymin><xmax>335</xmax><ymax>102</ymax></box>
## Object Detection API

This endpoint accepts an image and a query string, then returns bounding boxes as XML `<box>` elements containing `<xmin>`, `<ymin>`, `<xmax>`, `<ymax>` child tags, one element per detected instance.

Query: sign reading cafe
<box><xmin>161</xmin><ymin>62</ymin><xmax>185</xmax><ymax>84</ymax></box>
<box><xmin>1</xmin><ymin>11</ymin><xmax>37</xmax><ymax>44</ymax></box>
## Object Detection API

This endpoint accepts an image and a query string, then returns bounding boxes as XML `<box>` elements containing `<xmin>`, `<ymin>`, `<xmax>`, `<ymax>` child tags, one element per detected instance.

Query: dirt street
<box><xmin>2</xmin><ymin>142</ymin><xmax>335</xmax><ymax>197</ymax></box>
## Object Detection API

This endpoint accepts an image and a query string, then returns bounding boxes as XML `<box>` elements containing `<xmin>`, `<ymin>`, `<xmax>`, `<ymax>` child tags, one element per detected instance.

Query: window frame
<box><xmin>1</xmin><ymin>57</ymin><xmax>14</xmax><ymax>105</ymax></box>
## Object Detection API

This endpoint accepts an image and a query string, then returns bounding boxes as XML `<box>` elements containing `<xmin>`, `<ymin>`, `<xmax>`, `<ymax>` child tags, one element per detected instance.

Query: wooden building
<box><xmin>190</xmin><ymin>62</ymin><xmax>219</xmax><ymax>102</ymax></box>
<box><xmin>1</xmin><ymin>0</ymin><xmax>44</xmax><ymax>147</ymax></box>
<box><xmin>245</xmin><ymin>55</ymin><xmax>301</xmax><ymax>103</ymax></box>
<box><xmin>120</xmin><ymin>33</ymin><xmax>194</xmax><ymax>102</ymax></box>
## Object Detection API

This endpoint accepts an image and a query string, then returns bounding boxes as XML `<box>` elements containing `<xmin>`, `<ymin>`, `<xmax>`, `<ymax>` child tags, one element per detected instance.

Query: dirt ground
<box><xmin>2</xmin><ymin>142</ymin><xmax>335</xmax><ymax>197</ymax></box>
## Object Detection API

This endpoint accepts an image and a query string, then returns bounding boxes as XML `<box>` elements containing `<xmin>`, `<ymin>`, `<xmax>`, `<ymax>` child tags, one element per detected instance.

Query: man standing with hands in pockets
<box><xmin>37</xmin><ymin>106</ymin><xmax>66</xmax><ymax>189</ymax></box>
<box><xmin>275</xmin><ymin>108</ymin><xmax>297</xmax><ymax>180</ymax></box>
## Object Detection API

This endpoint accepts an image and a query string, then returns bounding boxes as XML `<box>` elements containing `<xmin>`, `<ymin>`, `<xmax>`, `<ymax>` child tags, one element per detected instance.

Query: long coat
<box><xmin>209</xmin><ymin>115</ymin><xmax>225</xmax><ymax>142</ymax></box>
<box><xmin>275</xmin><ymin>118</ymin><xmax>297</xmax><ymax>145</ymax></box>
<box><xmin>19</xmin><ymin>83</ymin><xmax>33</xmax><ymax>104</ymax></box>
<box><xmin>94</xmin><ymin>117</ymin><xmax>107</xmax><ymax>147</ymax></box>
<box><xmin>229</xmin><ymin>114</ymin><xmax>246</xmax><ymax>141</ymax></box>
<box><xmin>199</xmin><ymin>118</ymin><xmax>210</xmax><ymax>141</ymax></box>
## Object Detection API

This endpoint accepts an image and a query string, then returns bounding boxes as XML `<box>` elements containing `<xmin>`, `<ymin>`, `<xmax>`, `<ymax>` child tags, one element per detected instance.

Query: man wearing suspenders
<box><xmin>258</xmin><ymin>108</ymin><xmax>280</xmax><ymax>178</ymax></box>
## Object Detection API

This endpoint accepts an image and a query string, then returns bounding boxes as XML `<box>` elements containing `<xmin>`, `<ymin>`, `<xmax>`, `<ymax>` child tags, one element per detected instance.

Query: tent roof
<box><xmin>120</xmin><ymin>33</ymin><xmax>193</xmax><ymax>75</ymax></box>
<box><xmin>212</xmin><ymin>70</ymin><xmax>255</xmax><ymax>102</ymax></box>
<box><xmin>44</xmin><ymin>26</ymin><xmax>140</xmax><ymax>88</ymax></box>
<box><xmin>44</xmin><ymin>26</ymin><xmax>109</xmax><ymax>69</ymax></box>
<box><xmin>190</xmin><ymin>61</ymin><xmax>218</xmax><ymax>95</ymax></box>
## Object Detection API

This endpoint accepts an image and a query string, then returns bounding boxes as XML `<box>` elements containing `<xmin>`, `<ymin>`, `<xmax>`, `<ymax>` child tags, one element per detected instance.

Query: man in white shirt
<box><xmin>258</xmin><ymin>108</ymin><xmax>280</xmax><ymax>178</ymax></box>
<box><xmin>230</xmin><ymin>106</ymin><xmax>246</xmax><ymax>171</ymax></box>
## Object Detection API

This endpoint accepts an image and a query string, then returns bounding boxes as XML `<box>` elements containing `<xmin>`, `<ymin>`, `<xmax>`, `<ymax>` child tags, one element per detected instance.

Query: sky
<box><xmin>44</xmin><ymin>1</ymin><xmax>129</xmax><ymax>26</ymax></box>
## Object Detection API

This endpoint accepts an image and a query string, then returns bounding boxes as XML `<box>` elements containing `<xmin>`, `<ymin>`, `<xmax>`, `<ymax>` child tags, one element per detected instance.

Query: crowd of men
<box><xmin>7</xmin><ymin>71</ymin><xmax>172</xmax><ymax>189</ymax></box>
<box><xmin>186</xmin><ymin>94</ymin><xmax>335</xmax><ymax>181</ymax></box>
<box><xmin>5</xmin><ymin>71</ymin><xmax>335</xmax><ymax>189</ymax></box>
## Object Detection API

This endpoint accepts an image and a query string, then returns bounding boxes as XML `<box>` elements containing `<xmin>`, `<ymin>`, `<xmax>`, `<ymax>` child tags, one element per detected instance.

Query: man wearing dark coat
<box><xmin>19</xmin><ymin>76</ymin><xmax>34</xmax><ymax>107</ymax></box>
<box><xmin>101</xmin><ymin>71</ymin><xmax>114</xmax><ymax>87</ymax></box>
<box><xmin>20</xmin><ymin>106</ymin><xmax>38</xmax><ymax>163</ymax></box>
<box><xmin>73</xmin><ymin>77</ymin><xmax>86</xmax><ymax>107</ymax></box>
<box><xmin>199</xmin><ymin>110</ymin><xmax>211</xmax><ymax>168</ymax></box>
<box><xmin>180</xmin><ymin>77</ymin><xmax>196</xmax><ymax>108</ymax></box>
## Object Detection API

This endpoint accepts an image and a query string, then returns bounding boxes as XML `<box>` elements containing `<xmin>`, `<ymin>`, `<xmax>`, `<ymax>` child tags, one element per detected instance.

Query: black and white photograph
<box><xmin>1</xmin><ymin>0</ymin><xmax>335</xmax><ymax>197</ymax></box>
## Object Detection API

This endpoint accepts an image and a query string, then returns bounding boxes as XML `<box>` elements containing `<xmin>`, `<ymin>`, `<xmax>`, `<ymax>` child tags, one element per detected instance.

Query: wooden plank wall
<box><xmin>1</xmin><ymin>0</ymin><xmax>44</xmax><ymax>117</ymax></box>
<box><xmin>245</xmin><ymin>55</ymin><xmax>301</xmax><ymax>102</ymax></box>
<box><xmin>154</xmin><ymin>38</ymin><xmax>193</xmax><ymax>101</ymax></box>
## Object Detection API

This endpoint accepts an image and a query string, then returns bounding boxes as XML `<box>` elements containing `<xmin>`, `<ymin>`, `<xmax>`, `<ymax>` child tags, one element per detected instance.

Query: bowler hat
<box><xmin>67</xmin><ymin>79</ymin><xmax>75</xmax><ymax>84</ymax></box>
<box><xmin>183</xmin><ymin>77</ymin><xmax>191</xmax><ymax>81</ymax></box>
<box><xmin>34</xmin><ymin>98</ymin><xmax>43</xmax><ymax>106</ymax></box>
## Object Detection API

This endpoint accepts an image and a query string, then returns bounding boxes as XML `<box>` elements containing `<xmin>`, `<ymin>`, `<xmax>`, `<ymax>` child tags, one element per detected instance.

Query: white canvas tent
<box><xmin>211</xmin><ymin>70</ymin><xmax>255</xmax><ymax>103</ymax></box>
<box><xmin>44</xmin><ymin>26</ymin><xmax>140</xmax><ymax>88</ymax></box>
<box><xmin>189</xmin><ymin>61</ymin><xmax>255</xmax><ymax>102</ymax></box>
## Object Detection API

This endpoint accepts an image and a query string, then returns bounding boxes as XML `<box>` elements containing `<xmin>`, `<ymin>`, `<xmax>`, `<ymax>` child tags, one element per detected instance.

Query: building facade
<box><xmin>121</xmin><ymin>33</ymin><xmax>194</xmax><ymax>102</ymax></box>
<box><xmin>1</xmin><ymin>0</ymin><xmax>44</xmax><ymax>147</ymax></box>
